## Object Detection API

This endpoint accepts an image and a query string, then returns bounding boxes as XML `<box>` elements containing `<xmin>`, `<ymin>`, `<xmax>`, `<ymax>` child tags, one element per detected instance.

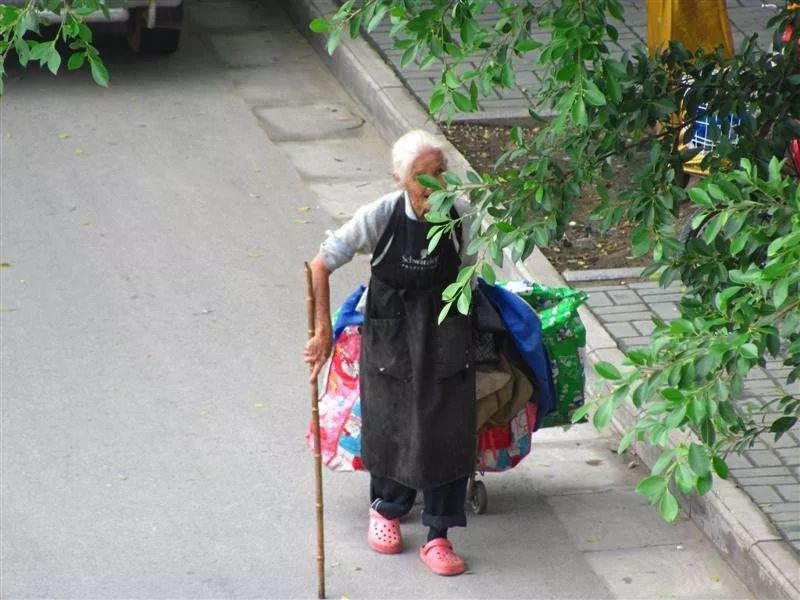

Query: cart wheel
<box><xmin>469</xmin><ymin>480</ymin><xmax>488</xmax><ymax>514</ymax></box>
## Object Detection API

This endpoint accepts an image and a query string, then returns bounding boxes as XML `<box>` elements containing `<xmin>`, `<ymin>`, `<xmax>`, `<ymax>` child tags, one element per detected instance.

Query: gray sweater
<box><xmin>319</xmin><ymin>190</ymin><xmax>477</xmax><ymax>272</ymax></box>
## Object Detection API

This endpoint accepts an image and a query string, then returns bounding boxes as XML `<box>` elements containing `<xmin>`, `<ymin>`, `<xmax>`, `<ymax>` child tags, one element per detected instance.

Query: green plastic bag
<box><xmin>501</xmin><ymin>281</ymin><xmax>588</xmax><ymax>428</ymax></box>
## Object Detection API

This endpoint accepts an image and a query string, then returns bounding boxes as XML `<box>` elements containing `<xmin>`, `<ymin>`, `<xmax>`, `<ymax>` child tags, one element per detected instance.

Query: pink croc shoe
<box><xmin>419</xmin><ymin>538</ymin><xmax>466</xmax><ymax>576</ymax></box>
<box><xmin>367</xmin><ymin>508</ymin><xmax>403</xmax><ymax>554</ymax></box>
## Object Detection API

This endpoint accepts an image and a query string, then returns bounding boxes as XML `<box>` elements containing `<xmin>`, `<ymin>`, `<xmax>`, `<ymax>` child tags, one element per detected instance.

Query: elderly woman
<box><xmin>304</xmin><ymin>130</ymin><xmax>477</xmax><ymax>576</ymax></box>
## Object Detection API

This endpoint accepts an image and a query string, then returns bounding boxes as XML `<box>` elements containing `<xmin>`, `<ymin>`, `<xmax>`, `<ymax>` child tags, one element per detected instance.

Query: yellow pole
<box><xmin>646</xmin><ymin>0</ymin><xmax>734</xmax><ymax>58</ymax></box>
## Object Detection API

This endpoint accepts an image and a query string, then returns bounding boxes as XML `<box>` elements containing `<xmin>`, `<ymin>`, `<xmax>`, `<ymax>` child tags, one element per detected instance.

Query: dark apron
<box><xmin>360</xmin><ymin>195</ymin><xmax>476</xmax><ymax>490</ymax></box>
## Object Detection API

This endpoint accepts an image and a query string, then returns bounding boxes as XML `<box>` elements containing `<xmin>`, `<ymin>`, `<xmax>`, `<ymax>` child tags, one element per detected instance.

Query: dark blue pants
<box><xmin>370</xmin><ymin>474</ymin><xmax>468</xmax><ymax>530</ymax></box>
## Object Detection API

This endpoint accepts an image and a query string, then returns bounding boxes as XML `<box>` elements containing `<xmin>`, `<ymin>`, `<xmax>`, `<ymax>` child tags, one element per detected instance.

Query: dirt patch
<box><xmin>442</xmin><ymin>122</ymin><xmax>651</xmax><ymax>273</ymax></box>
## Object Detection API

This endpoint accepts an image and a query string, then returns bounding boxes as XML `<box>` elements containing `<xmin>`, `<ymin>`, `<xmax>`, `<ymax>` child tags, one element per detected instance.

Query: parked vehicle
<box><xmin>7</xmin><ymin>0</ymin><xmax>183</xmax><ymax>54</ymax></box>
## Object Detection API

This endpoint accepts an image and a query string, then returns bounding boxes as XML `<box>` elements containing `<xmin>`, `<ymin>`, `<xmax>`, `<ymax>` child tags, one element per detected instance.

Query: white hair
<box><xmin>391</xmin><ymin>130</ymin><xmax>445</xmax><ymax>183</ymax></box>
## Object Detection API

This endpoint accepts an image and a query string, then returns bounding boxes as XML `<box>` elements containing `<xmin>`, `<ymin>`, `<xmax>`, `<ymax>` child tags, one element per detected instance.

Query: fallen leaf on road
<box><xmin>249</xmin><ymin>193</ymin><xmax>261</xmax><ymax>198</ymax></box>
<box><xmin>710</xmin><ymin>575</ymin><xmax>720</xmax><ymax>583</ymax></box>
<box><xmin>253</xmin><ymin>403</ymin><xmax>265</xmax><ymax>409</ymax></box>
<box><xmin>81</xmin><ymin>219</ymin><xmax>92</xmax><ymax>226</ymax></box>
<box><xmin>628</xmin><ymin>460</ymin><xmax>640</xmax><ymax>469</ymax></box>
<box><xmin>293</xmin><ymin>218</ymin><xmax>310</xmax><ymax>224</ymax></box>
<box><xmin>0</xmin><ymin>307</ymin><xmax>19</xmax><ymax>313</ymax></box>
<box><xmin>296</xmin><ymin>206</ymin><xmax>311</xmax><ymax>212</ymax></box>
<box><xmin>351</xmin><ymin>566</ymin><xmax>361</xmax><ymax>571</ymax></box>
<box><xmin>59</xmin><ymin>133</ymin><xmax>71</xmax><ymax>139</ymax></box>
<box><xmin>247</xmin><ymin>251</ymin><xmax>264</xmax><ymax>259</ymax></box>
<box><xmin>199</xmin><ymin>410</ymin><xmax>209</xmax><ymax>416</ymax></box>
<box><xmin>75</xmin><ymin>148</ymin><xmax>87</xmax><ymax>156</ymax></box>
<box><xmin>585</xmin><ymin>459</ymin><xmax>604</xmax><ymax>466</ymax></box>
<box><xmin>584</xmin><ymin>536</ymin><xmax>600</xmax><ymax>543</ymax></box>
<box><xmin>330</xmin><ymin>561</ymin><xmax>340</xmax><ymax>568</ymax></box>
<box><xmin>1</xmin><ymin>262</ymin><xmax>11</xmax><ymax>268</ymax></box>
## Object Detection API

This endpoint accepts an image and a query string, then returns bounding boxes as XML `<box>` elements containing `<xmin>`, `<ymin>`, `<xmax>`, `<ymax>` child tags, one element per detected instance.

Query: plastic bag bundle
<box><xmin>500</xmin><ymin>281</ymin><xmax>588</xmax><ymax>428</ymax></box>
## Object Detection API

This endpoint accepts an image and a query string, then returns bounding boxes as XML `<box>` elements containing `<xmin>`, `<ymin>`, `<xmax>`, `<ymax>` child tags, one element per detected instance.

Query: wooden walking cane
<box><xmin>304</xmin><ymin>262</ymin><xmax>326</xmax><ymax>599</ymax></box>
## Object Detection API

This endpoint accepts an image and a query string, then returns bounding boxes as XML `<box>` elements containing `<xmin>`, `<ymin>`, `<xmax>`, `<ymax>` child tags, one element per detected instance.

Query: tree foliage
<box><xmin>314</xmin><ymin>0</ymin><xmax>800</xmax><ymax>521</ymax></box>
<box><xmin>0</xmin><ymin>0</ymin><xmax>110</xmax><ymax>94</ymax></box>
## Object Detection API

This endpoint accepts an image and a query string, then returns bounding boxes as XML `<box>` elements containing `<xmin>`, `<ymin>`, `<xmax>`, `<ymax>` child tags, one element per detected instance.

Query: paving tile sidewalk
<box><xmin>562</xmin><ymin>272</ymin><xmax>800</xmax><ymax>553</ymax></box>
<box><xmin>363</xmin><ymin>0</ymin><xmax>776</xmax><ymax>121</ymax></box>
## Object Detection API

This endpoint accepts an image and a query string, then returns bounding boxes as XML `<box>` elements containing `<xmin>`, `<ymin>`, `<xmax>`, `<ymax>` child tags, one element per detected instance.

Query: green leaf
<box><xmin>67</xmin><ymin>51</ymin><xmax>85</xmax><ymax>70</ymax></box>
<box><xmin>30</xmin><ymin>41</ymin><xmax>52</xmax><ymax>61</ymax></box>
<box><xmin>438</xmin><ymin>301</ymin><xmax>454</xmax><ymax>324</ymax></box>
<box><xmin>417</xmin><ymin>174</ymin><xmax>442</xmax><ymax>190</ymax></box>
<box><xmin>88</xmin><ymin>55</ymin><xmax>108</xmax><ymax>87</ymax></box>
<box><xmin>326</xmin><ymin>29</ymin><xmax>342</xmax><ymax>55</ymax></box>
<box><xmin>14</xmin><ymin>37</ymin><xmax>30</xmax><ymax>66</ymax></box>
<box><xmin>514</xmin><ymin>39</ymin><xmax>542</xmax><ymax>53</ymax></box>
<box><xmin>660</xmin><ymin>388</ymin><xmax>684</xmax><ymax>402</ymax></box>
<box><xmin>466</xmin><ymin>170</ymin><xmax>481</xmax><ymax>184</ymax></box>
<box><xmin>442</xmin><ymin>171</ymin><xmax>461</xmax><ymax>186</ymax></box>
<box><xmin>481</xmin><ymin>263</ymin><xmax>496</xmax><ymax>285</ymax></box>
<box><xmin>583</xmin><ymin>82</ymin><xmax>606</xmax><ymax>106</ymax></box>
<box><xmin>675</xmin><ymin>463</ymin><xmax>696</xmax><ymax>494</ymax></box>
<box><xmin>592</xmin><ymin>400</ymin><xmax>614</xmax><ymax>430</ymax></box>
<box><xmin>696</xmin><ymin>471</ymin><xmax>713</xmax><ymax>495</ymax></box>
<box><xmin>740</xmin><ymin>343</ymin><xmax>758</xmax><ymax>359</ymax></box>
<box><xmin>46</xmin><ymin>47</ymin><xmax>61</xmax><ymax>75</ymax></box>
<box><xmin>773</xmin><ymin>279</ymin><xmax>789</xmax><ymax>308</ymax></box>
<box><xmin>770</xmin><ymin>416</ymin><xmax>798</xmax><ymax>440</ymax></box>
<box><xmin>636</xmin><ymin>475</ymin><xmax>667</xmax><ymax>497</ymax></box>
<box><xmin>456</xmin><ymin>287</ymin><xmax>471</xmax><ymax>315</ymax></box>
<box><xmin>571</xmin><ymin>402</ymin><xmax>592</xmax><ymax>423</ymax></box>
<box><xmin>618</xmin><ymin>430</ymin><xmax>635</xmax><ymax>454</ymax></box>
<box><xmin>688</xmin><ymin>187</ymin><xmax>713</xmax><ymax>208</ymax></box>
<box><xmin>712</xmin><ymin>456</ymin><xmax>729</xmax><ymax>479</ymax></box>
<box><xmin>595</xmin><ymin>361</ymin><xmax>621</xmax><ymax>380</ymax></box>
<box><xmin>400</xmin><ymin>44</ymin><xmax>418</xmax><ymax>68</ymax></box>
<box><xmin>309</xmin><ymin>17</ymin><xmax>329</xmax><ymax>33</ymax></box>
<box><xmin>702</xmin><ymin>212</ymin><xmax>728</xmax><ymax>244</ymax></box>
<box><xmin>452</xmin><ymin>91</ymin><xmax>473</xmax><ymax>113</ymax></box>
<box><xmin>659</xmin><ymin>490</ymin><xmax>679</xmax><ymax>522</ymax></box>
<box><xmin>429</xmin><ymin>88</ymin><xmax>445</xmax><ymax>114</ymax></box>
<box><xmin>456</xmin><ymin>265</ymin><xmax>475</xmax><ymax>285</ymax></box>
<box><xmin>571</xmin><ymin>97</ymin><xmax>587</xmax><ymax>127</ymax></box>
<box><xmin>427</xmin><ymin>229</ymin><xmax>443</xmax><ymax>254</ymax></box>
<box><xmin>442</xmin><ymin>282</ymin><xmax>461</xmax><ymax>302</ymax></box>
<box><xmin>688</xmin><ymin>443</ymin><xmax>709</xmax><ymax>477</ymax></box>
<box><xmin>651</xmin><ymin>449</ymin><xmax>676</xmax><ymax>476</ymax></box>
<box><xmin>669</xmin><ymin>319</ymin><xmax>695</xmax><ymax>335</ymax></box>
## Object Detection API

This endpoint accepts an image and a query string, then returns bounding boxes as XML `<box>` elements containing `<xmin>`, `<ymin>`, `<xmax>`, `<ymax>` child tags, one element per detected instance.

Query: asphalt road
<box><xmin>1</xmin><ymin>1</ymin><xmax>753</xmax><ymax>598</ymax></box>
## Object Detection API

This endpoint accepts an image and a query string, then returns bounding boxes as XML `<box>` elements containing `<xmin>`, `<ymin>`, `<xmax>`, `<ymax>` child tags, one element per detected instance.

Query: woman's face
<box><xmin>403</xmin><ymin>147</ymin><xmax>447</xmax><ymax>214</ymax></box>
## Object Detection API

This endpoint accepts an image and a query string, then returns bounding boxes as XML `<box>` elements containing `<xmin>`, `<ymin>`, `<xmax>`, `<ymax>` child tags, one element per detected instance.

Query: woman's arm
<box><xmin>303</xmin><ymin>254</ymin><xmax>333</xmax><ymax>383</ymax></box>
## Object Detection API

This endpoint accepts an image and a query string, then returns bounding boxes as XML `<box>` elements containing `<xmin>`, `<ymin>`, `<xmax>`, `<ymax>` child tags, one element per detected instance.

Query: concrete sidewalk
<box><xmin>280</xmin><ymin>0</ymin><xmax>800</xmax><ymax>597</ymax></box>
